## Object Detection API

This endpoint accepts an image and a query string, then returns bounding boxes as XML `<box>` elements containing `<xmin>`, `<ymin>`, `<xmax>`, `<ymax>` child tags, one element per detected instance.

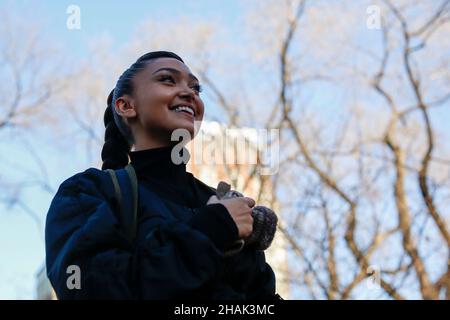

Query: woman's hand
<box><xmin>207</xmin><ymin>195</ymin><xmax>255</xmax><ymax>238</ymax></box>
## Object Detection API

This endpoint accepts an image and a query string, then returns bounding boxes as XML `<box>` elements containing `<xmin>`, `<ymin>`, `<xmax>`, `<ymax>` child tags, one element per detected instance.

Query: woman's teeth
<box><xmin>173</xmin><ymin>105</ymin><xmax>195</xmax><ymax>116</ymax></box>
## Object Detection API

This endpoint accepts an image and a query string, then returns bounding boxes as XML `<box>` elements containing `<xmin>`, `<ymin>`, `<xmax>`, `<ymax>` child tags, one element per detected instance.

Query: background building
<box><xmin>35</xmin><ymin>265</ymin><xmax>56</xmax><ymax>300</ymax></box>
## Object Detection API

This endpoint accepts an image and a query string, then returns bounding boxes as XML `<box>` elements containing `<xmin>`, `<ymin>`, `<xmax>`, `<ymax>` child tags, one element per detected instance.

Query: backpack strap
<box><xmin>106</xmin><ymin>163</ymin><xmax>138</xmax><ymax>244</ymax></box>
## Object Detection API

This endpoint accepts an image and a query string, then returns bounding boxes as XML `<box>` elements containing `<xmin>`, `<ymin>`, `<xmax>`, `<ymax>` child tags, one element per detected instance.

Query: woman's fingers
<box><xmin>208</xmin><ymin>193</ymin><xmax>255</xmax><ymax>208</ymax></box>
<box><xmin>242</xmin><ymin>197</ymin><xmax>256</xmax><ymax>208</ymax></box>
<box><xmin>207</xmin><ymin>195</ymin><xmax>219</xmax><ymax>204</ymax></box>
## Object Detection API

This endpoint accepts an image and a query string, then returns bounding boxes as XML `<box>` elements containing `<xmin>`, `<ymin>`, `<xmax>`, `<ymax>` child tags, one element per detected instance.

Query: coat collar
<box><xmin>129</xmin><ymin>145</ymin><xmax>190</xmax><ymax>186</ymax></box>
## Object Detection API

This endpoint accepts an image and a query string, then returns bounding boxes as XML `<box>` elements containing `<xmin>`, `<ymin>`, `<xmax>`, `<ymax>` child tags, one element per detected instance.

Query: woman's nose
<box><xmin>179</xmin><ymin>88</ymin><xmax>195</xmax><ymax>101</ymax></box>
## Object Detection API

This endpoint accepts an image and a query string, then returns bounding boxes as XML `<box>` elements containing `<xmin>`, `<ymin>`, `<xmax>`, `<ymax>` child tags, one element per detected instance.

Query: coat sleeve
<box><xmin>45</xmin><ymin>168</ymin><xmax>239</xmax><ymax>299</ymax></box>
<box><xmin>225</xmin><ymin>247</ymin><xmax>278</xmax><ymax>300</ymax></box>
<box><xmin>196</xmin><ymin>182</ymin><xmax>279</xmax><ymax>300</ymax></box>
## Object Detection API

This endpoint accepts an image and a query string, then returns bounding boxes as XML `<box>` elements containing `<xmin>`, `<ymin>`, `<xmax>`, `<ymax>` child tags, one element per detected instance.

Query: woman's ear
<box><xmin>115</xmin><ymin>96</ymin><xmax>137</xmax><ymax>120</ymax></box>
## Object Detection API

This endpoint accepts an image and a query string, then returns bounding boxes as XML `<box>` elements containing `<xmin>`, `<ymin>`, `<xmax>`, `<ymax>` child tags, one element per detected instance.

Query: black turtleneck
<box><xmin>130</xmin><ymin>146</ymin><xmax>196</xmax><ymax>206</ymax></box>
<box><xmin>129</xmin><ymin>146</ymin><xmax>239</xmax><ymax>251</ymax></box>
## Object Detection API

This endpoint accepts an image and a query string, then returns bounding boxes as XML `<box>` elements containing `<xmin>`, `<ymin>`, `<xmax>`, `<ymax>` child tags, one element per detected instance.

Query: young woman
<box><xmin>45</xmin><ymin>51</ymin><xmax>278</xmax><ymax>299</ymax></box>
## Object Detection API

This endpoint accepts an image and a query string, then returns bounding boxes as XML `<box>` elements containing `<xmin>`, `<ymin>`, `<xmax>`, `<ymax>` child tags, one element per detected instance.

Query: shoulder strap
<box><xmin>106</xmin><ymin>163</ymin><xmax>138</xmax><ymax>244</ymax></box>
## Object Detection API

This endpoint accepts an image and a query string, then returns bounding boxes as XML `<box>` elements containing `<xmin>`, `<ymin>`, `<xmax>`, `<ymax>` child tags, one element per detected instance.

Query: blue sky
<box><xmin>8</xmin><ymin>0</ymin><xmax>243</xmax><ymax>56</ymax></box>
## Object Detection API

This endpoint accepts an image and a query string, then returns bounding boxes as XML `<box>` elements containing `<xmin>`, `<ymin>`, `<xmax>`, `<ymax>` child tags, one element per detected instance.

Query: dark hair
<box><xmin>101</xmin><ymin>51</ymin><xmax>184</xmax><ymax>170</ymax></box>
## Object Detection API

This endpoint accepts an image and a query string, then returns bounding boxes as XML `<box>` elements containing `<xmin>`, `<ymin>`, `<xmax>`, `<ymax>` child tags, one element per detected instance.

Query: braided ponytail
<box><xmin>100</xmin><ymin>51</ymin><xmax>184</xmax><ymax>170</ymax></box>
<box><xmin>101</xmin><ymin>89</ymin><xmax>131</xmax><ymax>170</ymax></box>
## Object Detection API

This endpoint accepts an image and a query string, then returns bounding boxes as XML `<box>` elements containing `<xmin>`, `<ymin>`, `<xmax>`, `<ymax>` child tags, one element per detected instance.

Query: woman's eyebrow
<box><xmin>152</xmin><ymin>67</ymin><xmax>199</xmax><ymax>82</ymax></box>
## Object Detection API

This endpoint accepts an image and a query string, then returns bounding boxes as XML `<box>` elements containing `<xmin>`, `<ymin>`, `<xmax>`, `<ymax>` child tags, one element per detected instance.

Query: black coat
<box><xmin>45</xmin><ymin>147</ymin><xmax>277</xmax><ymax>299</ymax></box>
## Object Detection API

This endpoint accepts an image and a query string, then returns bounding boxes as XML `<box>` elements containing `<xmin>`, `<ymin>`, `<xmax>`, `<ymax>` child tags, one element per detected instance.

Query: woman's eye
<box><xmin>159</xmin><ymin>75</ymin><xmax>175</xmax><ymax>83</ymax></box>
<box><xmin>192</xmin><ymin>84</ymin><xmax>203</xmax><ymax>93</ymax></box>
<box><xmin>159</xmin><ymin>75</ymin><xmax>202</xmax><ymax>93</ymax></box>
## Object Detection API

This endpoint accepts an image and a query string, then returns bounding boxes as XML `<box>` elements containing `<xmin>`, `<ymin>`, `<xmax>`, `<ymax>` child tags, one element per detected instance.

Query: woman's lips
<box><xmin>172</xmin><ymin>109</ymin><xmax>195</xmax><ymax>121</ymax></box>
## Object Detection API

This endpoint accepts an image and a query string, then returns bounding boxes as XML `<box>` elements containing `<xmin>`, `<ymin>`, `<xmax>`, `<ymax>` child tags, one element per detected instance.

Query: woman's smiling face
<box><xmin>115</xmin><ymin>57</ymin><xmax>204</xmax><ymax>150</ymax></box>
